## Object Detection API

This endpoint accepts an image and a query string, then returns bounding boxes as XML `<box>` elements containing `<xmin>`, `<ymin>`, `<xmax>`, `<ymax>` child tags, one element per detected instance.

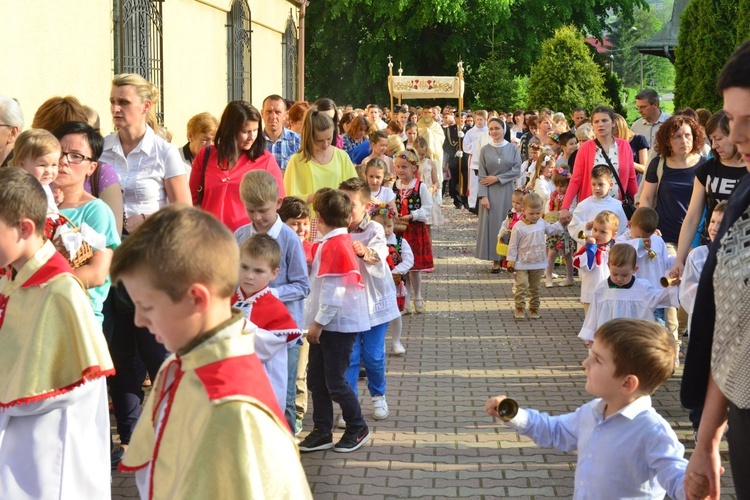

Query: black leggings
<box><xmin>728</xmin><ymin>401</ymin><xmax>750</xmax><ymax>497</ymax></box>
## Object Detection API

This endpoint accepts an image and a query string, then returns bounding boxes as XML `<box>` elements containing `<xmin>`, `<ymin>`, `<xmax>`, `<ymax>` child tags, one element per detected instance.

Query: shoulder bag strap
<box><xmin>196</xmin><ymin>145</ymin><xmax>211</xmax><ymax>207</ymax></box>
<box><xmin>595</xmin><ymin>139</ymin><xmax>631</xmax><ymax>202</ymax></box>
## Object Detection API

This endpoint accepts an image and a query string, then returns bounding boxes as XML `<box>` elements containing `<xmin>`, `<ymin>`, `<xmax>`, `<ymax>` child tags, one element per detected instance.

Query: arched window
<box><xmin>282</xmin><ymin>14</ymin><xmax>298</xmax><ymax>101</ymax></box>
<box><xmin>227</xmin><ymin>0</ymin><xmax>252</xmax><ymax>103</ymax></box>
<box><xmin>113</xmin><ymin>0</ymin><xmax>165</xmax><ymax>124</ymax></box>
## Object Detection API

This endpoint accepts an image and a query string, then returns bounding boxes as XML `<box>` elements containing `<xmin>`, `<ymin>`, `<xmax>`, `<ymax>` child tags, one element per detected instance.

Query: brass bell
<box><xmin>497</xmin><ymin>398</ymin><xmax>519</xmax><ymax>422</ymax></box>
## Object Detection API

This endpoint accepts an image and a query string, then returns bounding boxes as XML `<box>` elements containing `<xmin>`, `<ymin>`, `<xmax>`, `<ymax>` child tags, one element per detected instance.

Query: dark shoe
<box><xmin>333</xmin><ymin>425</ymin><xmax>370</xmax><ymax>453</ymax></box>
<box><xmin>111</xmin><ymin>447</ymin><xmax>125</xmax><ymax>470</ymax></box>
<box><xmin>298</xmin><ymin>428</ymin><xmax>334</xmax><ymax>452</ymax></box>
<box><xmin>359</xmin><ymin>366</ymin><xmax>367</xmax><ymax>379</ymax></box>
<box><xmin>468</xmin><ymin>207</ymin><xmax>478</xmax><ymax>215</ymax></box>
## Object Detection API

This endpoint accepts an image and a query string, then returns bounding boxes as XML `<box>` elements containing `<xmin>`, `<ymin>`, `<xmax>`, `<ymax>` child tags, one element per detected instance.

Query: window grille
<box><xmin>282</xmin><ymin>14</ymin><xmax>298</xmax><ymax>101</ymax></box>
<box><xmin>227</xmin><ymin>0</ymin><xmax>252</xmax><ymax>103</ymax></box>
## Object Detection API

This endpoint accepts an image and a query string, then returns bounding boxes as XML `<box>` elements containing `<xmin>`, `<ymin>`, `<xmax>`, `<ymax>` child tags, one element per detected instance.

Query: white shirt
<box><xmin>631</xmin><ymin>111</ymin><xmax>671</xmax><ymax>150</ymax></box>
<box><xmin>387</xmin><ymin>233</ymin><xmax>414</xmax><ymax>275</ymax></box>
<box><xmin>616</xmin><ymin>232</ymin><xmax>674</xmax><ymax>289</ymax></box>
<box><xmin>573</xmin><ymin>243</ymin><xmax>611</xmax><ymax>304</ymax></box>
<box><xmin>304</xmin><ymin>228</ymin><xmax>370</xmax><ymax>333</ymax></box>
<box><xmin>579</xmin><ymin>277</ymin><xmax>679</xmax><ymax>342</ymax></box>
<box><xmin>593</xmin><ymin>141</ymin><xmax>622</xmax><ymax>198</ymax></box>
<box><xmin>506</xmin><ymin>396</ymin><xmax>687</xmax><ymax>500</ymax></box>
<box><xmin>568</xmin><ymin>196</ymin><xmax>629</xmax><ymax>247</ymax></box>
<box><xmin>100</xmin><ymin>126</ymin><xmax>186</xmax><ymax>218</ymax></box>
<box><xmin>680</xmin><ymin>245</ymin><xmax>708</xmax><ymax>317</ymax></box>
<box><xmin>462</xmin><ymin>125</ymin><xmax>489</xmax><ymax>170</ymax></box>
<box><xmin>395</xmin><ymin>178</ymin><xmax>433</xmax><ymax>223</ymax></box>
<box><xmin>372</xmin><ymin>187</ymin><xmax>396</xmax><ymax>205</ymax></box>
<box><xmin>507</xmin><ymin>219</ymin><xmax>564</xmax><ymax>270</ymax></box>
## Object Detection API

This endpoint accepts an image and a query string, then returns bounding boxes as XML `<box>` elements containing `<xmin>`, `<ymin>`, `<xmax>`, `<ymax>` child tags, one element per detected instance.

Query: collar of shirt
<box><xmin>592</xmin><ymin>395</ymin><xmax>652</xmax><ymax>422</ymax></box>
<box><xmin>641</xmin><ymin>111</ymin><xmax>670</xmax><ymax>126</ymax></box>
<box><xmin>263</xmin><ymin>127</ymin><xmax>295</xmax><ymax>144</ymax></box>
<box><xmin>607</xmin><ymin>276</ymin><xmax>636</xmax><ymax>289</ymax></box>
<box><xmin>318</xmin><ymin>226</ymin><xmax>348</xmax><ymax>242</ymax></box>
<box><xmin>247</xmin><ymin>215</ymin><xmax>284</xmax><ymax>239</ymax></box>
<box><xmin>105</xmin><ymin>125</ymin><xmax>155</xmax><ymax>157</ymax></box>
<box><xmin>352</xmin><ymin>214</ymin><xmax>371</xmax><ymax>234</ymax></box>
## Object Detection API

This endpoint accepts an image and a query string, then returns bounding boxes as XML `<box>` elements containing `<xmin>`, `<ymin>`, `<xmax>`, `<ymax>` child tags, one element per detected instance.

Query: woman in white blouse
<box><xmin>98</xmin><ymin>73</ymin><xmax>191</xmax><ymax>468</ymax></box>
<box><xmin>99</xmin><ymin>73</ymin><xmax>191</xmax><ymax>234</ymax></box>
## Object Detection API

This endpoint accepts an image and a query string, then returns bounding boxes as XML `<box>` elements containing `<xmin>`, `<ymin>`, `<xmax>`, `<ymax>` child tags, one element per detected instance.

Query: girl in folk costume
<box><xmin>393</xmin><ymin>148</ymin><xmax>433</xmax><ymax>314</ymax></box>
<box><xmin>526</xmin><ymin>148</ymin><xmax>556</xmax><ymax>203</ymax></box>
<box><xmin>544</xmin><ymin>167</ymin><xmax>576</xmax><ymax>287</ymax></box>
<box><xmin>497</xmin><ymin>189</ymin><xmax>526</xmax><ymax>270</ymax></box>
<box><xmin>365</xmin><ymin>158</ymin><xmax>397</xmax><ymax>213</ymax></box>
<box><xmin>370</xmin><ymin>204</ymin><xmax>414</xmax><ymax>355</ymax></box>
<box><xmin>414</xmin><ymin>136</ymin><xmax>444</xmax><ymax>227</ymax></box>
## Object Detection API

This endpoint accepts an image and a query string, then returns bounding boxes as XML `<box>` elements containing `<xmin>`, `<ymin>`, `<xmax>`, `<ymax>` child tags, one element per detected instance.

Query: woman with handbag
<box><xmin>559</xmin><ymin>106</ymin><xmax>639</xmax><ymax>223</ymax></box>
<box><xmin>189</xmin><ymin>101</ymin><xmax>284</xmax><ymax>231</ymax></box>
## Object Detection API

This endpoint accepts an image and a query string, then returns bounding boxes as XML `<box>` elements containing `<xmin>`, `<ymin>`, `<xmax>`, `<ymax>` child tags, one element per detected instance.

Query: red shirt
<box><xmin>189</xmin><ymin>148</ymin><xmax>285</xmax><ymax>231</ymax></box>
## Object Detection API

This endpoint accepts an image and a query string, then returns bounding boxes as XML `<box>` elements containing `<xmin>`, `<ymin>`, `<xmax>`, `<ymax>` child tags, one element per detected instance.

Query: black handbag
<box><xmin>595</xmin><ymin>139</ymin><xmax>636</xmax><ymax>220</ymax></box>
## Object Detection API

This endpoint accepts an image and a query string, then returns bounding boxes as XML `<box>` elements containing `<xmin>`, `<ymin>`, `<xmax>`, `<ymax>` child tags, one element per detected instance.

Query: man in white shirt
<box><xmin>367</xmin><ymin>104</ymin><xmax>387</xmax><ymax>130</ymax></box>
<box><xmin>462</xmin><ymin>110</ymin><xmax>489</xmax><ymax>213</ymax></box>
<box><xmin>630</xmin><ymin>89</ymin><xmax>671</xmax><ymax>157</ymax></box>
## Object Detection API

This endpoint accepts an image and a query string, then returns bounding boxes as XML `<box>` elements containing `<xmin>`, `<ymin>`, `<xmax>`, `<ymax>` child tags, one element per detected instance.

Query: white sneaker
<box><xmin>373</xmin><ymin>395</ymin><xmax>389</xmax><ymax>420</ymax></box>
<box><xmin>336</xmin><ymin>415</ymin><xmax>347</xmax><ymax>429</ymax></box>
<box><xmin>392</xmin><ymin>342</ymin><xmax>406</xmax><ymax>355</ymax></box>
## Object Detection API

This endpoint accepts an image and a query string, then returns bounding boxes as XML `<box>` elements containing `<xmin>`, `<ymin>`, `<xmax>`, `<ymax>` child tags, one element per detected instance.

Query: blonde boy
<box><xmin>579</xmin><ymin>244</ymin><xmax>679</xmax><ymax>344</ymax></box>
<box><xmin>486</xmin><ymin>319</ymin><xmax>703</xmax><ymax>499</ymax></box>
<box><xmin>568</xmin><ymin>165</ymin><xmax>628</xmax><ymax>244</ymax></box>
<box><xmin>234</xmin><ymin>170</ymin><xmax>309</xmax><ymax>432</ymax></box>
<box><xmin>113</xmin><ymin>205</ymin><xmax>310</xmax><ymax>499</ymax></box>
<box><xmin>573</xmin><ymin>210</ymin><xmax>620</xmax><ymax>313</ymax></box>
<box><xmin>0</xmin><ymin>168</ymin><xmax>113</xmax><ymax>499</ymax></box>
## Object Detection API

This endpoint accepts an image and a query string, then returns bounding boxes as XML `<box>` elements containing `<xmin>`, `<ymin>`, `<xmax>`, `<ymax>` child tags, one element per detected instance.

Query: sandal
<box><xmin>414</xmin><ymin>300</ymin><xmax>425</xmax><ymax>314</ymax></box>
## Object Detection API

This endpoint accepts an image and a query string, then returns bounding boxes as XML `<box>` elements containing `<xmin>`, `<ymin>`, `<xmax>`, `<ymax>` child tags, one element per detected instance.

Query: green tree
<box><xmin>527</xmin><ymin>26</ymin><xmax>609</xmax><ymax>112</ymax></box>
<box><xmin>468</xmin><ymin>28</ymin><xmax>527</xmax><ymax>111</ymax></box>
<box><xmin>304</xmin><ymin>0</ymin><xmax>647</xmax><ymax>106</ymax></box>
<box><xmin>674</xmin><ymin>0</ymin><xmax>741</xmax><ymax>110</ymax></box>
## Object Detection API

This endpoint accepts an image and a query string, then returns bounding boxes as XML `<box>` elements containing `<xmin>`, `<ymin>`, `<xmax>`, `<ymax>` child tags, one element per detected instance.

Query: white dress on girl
<box><xmin>418</xmin><ymin>158</ymin><xmax>444</xmax><ymax>226</ymax></box>
<box><xmin>532</xmin><ymin>176</ymin><xmax>555</xmax><ymax>204</ymax></box>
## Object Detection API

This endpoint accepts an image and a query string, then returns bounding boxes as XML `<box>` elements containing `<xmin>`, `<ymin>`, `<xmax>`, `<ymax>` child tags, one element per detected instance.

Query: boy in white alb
<box><xmin>615</xmin><ymin>207</ymin><xmax>672</xmax><ymax>289</ymax></box>
<box><xmin>568</xmin><ymin>165</ymin><xmax>628</xmax><ymax>246</ymax></box>
<box><xmin>579</xmin><ymin>244</ymin><xmax>679</xmax><ymax>344</ymax></box>
<box><xmin>462</xmin><ymin>110</ymin><xmax>489</xmax><ymax>210</ymax></box>
<box><xmin>573</xmin><ymin>210</ymin><xmax>620</xmax><ymax>314</ymax></box>
<box><xmin>506</xmin><ymin>191</ymin><xmax>566</xmax><ymax>319</ymax></box>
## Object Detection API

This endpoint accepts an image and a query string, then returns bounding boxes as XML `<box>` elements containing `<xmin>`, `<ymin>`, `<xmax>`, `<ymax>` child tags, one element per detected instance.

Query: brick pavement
<box><xmin>112</xmin><ymin>206</ymin><xmax>736</xmax><ymax>499</ymax></box>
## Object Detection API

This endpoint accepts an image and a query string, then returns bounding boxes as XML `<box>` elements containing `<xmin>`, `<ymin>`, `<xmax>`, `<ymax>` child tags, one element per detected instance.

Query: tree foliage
<box><xmin>674</xmin><ymin>0</ymin><xmax>744</xmax><ymax>111</ymax></box>
<box><xmin>526</xmin><ymin>26</ymin><xmax>609</xmax><ymax>113</ymax></box>
<box><xmin>304</xmin><ymin>0</ymin><xmax>648</xmax><ymax>106</ymax></box>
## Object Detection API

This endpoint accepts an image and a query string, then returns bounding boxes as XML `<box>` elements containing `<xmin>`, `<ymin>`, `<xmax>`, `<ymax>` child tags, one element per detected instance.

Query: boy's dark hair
<box><xmin>313</xmin><ymin>189</ymin><xmax>352</xmax><ymax>229</ymax></box>
<box><xmin>630</xmin><ymin>207</ymin><xmax>659</xmax><ymax>235</ymax></box>
<box><xmin>558</xmin><ymin>131</ymin><xmax>576</xmax><ymax>146</ymax></box>
<box><xmin>53</xmin><ymin>121</ymin><xmax>104</xmax><ymax>161</ymax></box>
<box><xmin>339</xmin><ymin>177</ymin><xmax>371</xmax><ymax>205</ymax></box>
<box><xmin>0</xmin><ymin>168</ymin><xmax>47</xmax><ymax>236</ymax></box>
<box><xmin>240</xmin><ymin>233</ymin><xmax>281</xmax><ymax>270</ymax></box>
<box><xmin>608</xmin><ymin>243</ymin><xmax>637</xmax><ymax>268</ymax></box>
<box><xmin>591</xmin><ymin>164</ymin><xmax>613</xmax><ymax>181</ymax></box>
<box><xmin>278</xmin><ymin>196</ymin><xmax>310</xmax><ymax>222</ymax></box>
<box><xmin>595</xmin><ymin>318</ymin><xmax>676</xmax><ymax>395</ymax></box>
<box><xmin>111</xmin><ymin>205</ymin><xmax>239</xmax><ymax>302</ymax></box>
<box><xmin>717</xmin><ymin>40</ymin><xmax>750</xmax><ymax>93</ymax></box>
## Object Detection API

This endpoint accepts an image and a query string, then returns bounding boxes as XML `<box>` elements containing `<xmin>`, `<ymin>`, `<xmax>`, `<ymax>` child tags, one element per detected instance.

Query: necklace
<box><xmin>446</xmin><ymin>125</ymin><xmax>458</xmax><ymax>147</ymax></box>
<box><xmin>217</xmin><ymin>160</ymin><xmax>231</xmax><ymax>182</ymax></box>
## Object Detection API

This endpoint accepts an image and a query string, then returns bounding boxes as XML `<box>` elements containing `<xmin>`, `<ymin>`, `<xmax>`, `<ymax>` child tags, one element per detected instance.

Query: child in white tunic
<box><xmin>573</xmin><ymin>210</ymin><xmax>621</xmax><ymax>314</ymax></box>
<box><xmin>568</xmin><ymin>165</ymin><xmax>628</xmax><ymax>246</ymax></box>
<box><xmin>579</xmin><ymin>244</ymin><xmax>679</xmax><ymax>344</ymax></box>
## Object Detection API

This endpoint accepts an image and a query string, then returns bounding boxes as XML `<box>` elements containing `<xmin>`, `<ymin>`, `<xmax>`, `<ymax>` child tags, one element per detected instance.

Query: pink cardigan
<box><xmin>562</xmin><ymin>138</ymin><xmax>638</xmax><ymax>210</ymax></box>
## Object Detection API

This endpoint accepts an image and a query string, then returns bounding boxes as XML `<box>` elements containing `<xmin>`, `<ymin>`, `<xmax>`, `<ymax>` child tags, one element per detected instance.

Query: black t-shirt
<box><xmin>645</xmin><ymin>156</ymin><xmax>706</xmax><ymax>244</ymax></box>
<box><xmin>629</xmin><ymin>134</ymin><xmax>649</xmax><ymax>163</ymax></box>
<box><xmin>694</xmin><ymin>157</ymin><xmax>748</xmax><ymax>212</ymax></box>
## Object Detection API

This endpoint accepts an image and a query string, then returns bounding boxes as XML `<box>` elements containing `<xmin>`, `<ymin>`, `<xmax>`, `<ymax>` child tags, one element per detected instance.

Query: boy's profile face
<box><xmin>343</xmin><ymin>190</ymin><xmax>368</xmax><ymax>227</ymax></box>
<box><xmin>582</xmin><ymin>340</ymin><xmax>626</xmax><ymax>401</ymax></box>
<box><xmin>0</xmin><ymin>218</ymin><xmax>25</xmax><ymax>269</ymax></box>
<box><xmin>708</xmin><ymin>211</ymin><xmax>724</xmax><ymax>241</ymax></box>
<box><xmin>285</xmin><ymin>216</ymin><xmax>310</xmax><ymax>242</ymax></box>
<box><xmin>591</xmin><ymin>221</ymin><xmax>616</xmax><ymax>245</ymax></box>
<box><xmin>120</xmin><ymin>272</ymin><xmax>199</xmax><ymax>353</ymax></box>
<box><xmin>523</xmin><ymin>204</ymin><xmax>542</xmax><ymax>223</ymax></box>
<box><xmin>244</xmin><ymin>199</ymin><xmax>281</xmax><ymax>234</ymax></box>
<box><xmin>239</xmin><ymin>254</ymin><xmax>279</xmax><ymax>296</ymax></box>
<box><xmin>608</xmin><ymin>263</ymin><xmax>637</xmax><ymax>287</ymax></box>
<box><xmin>628</xmin><ymin>223</ymin><xmax>648</xmax><ymax>239</ymax></box>
<box><xmin>590</xmin><ymin>176</ymin><xmax>613</xmax><ymax>198</ymax></box>
<box><xmin>563</xmin><ymin>138</ymin><xmax>579</xmax><ymax>156</ymax></box>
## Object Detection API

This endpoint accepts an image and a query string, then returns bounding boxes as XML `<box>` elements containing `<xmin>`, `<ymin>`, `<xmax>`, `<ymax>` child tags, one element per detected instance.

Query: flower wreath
<box><xmin>370</xmin><ymin>203</ymin><xmax>397</xmax><ymax>219</ymax></box>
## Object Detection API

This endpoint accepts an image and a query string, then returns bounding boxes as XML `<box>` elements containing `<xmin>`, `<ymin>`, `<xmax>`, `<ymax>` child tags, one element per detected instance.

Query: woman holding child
<box><xmin>560</xmin><ymin>106</ymin><xmax>638</xmax><ymax>221</ymax></box>
<box><xmin>189</xmin><ymin>101</ymin><xmax>284</xmax><ymax>231</ymax></box>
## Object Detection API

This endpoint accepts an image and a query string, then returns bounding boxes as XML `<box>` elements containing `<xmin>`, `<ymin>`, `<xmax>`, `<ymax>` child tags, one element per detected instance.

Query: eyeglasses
<box><xmin>60</xmin><ymin>151</ymin><xmax>94</xmax><ymax>164</ymax></box>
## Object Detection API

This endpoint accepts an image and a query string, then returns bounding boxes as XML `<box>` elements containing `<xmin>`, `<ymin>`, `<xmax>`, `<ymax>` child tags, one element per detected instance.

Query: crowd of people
<box><xmin>0</xmin><ymin>39</ymin><xmax>749</xmax><ymax>499</ymax></box>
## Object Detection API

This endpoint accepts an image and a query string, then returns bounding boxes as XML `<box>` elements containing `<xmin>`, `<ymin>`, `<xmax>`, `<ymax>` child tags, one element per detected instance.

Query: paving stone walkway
<box><xmin>112</xmin><ymin>205</ymin><xmax>736</xmax><ymax>499</ymax></box>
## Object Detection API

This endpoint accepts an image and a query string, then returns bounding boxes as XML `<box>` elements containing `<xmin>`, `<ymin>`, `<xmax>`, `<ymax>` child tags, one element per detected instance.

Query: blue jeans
<box><xmin>654</xmin><ymin>308</ymin><xmax>666</xmax><ymax>326</ymax></box>
<box><xmin>307</xmin><ymin>331</ymin><xmax>365</xmax><ymax>432</ymax></box>
<box><xmin>284</xmin><ymin>343</ymin><xmax>301</xmax><ymax>429</ymax></box>
<box><xmin>346</xmin><ymin>322</ymin><xmax>389</xmax><ymax>398</ymax></box>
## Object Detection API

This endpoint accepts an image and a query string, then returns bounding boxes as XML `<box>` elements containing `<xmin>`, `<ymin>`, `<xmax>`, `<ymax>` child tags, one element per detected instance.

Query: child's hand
<box><xmin>506</xmin><ymin>261</ymin><xmax>515</xmax><ymax>273</ymax></box>
<box><xmin>485</xmin><ymin>396</ymin><xmax>507</xmax><ymax>418</ymax></box>
<box><xmin>307</xmin><ymin>323</ymin><xmax>323</xmax><ymax>344</ymax></box>
<box><xmin>685</xmin><ymin>472</ymin><xmax>711</xmax><ymax>499</ymax></box>
<box><xmin>53</xmin><ymin>187</ymin><xmax>64</xmax><ymax>205</ymax></box>
<box><xmin>352</xmin><ymin>241</ymin><xmax>367</xmax><ymax>258</ymax></box>
<box><xmin>642</xmin><ymin>237</ymin><xmax>652</xmax><ymax>250</ymax></box>
<box><xmin>585</xmin><ymin>221</ymin><xmax>594</xmax><ymax>231</ymax></box>
<box><xmin>585</xmin><ymin>236</ymin><xmax>596</xmax><ymax>245</ymax></box>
